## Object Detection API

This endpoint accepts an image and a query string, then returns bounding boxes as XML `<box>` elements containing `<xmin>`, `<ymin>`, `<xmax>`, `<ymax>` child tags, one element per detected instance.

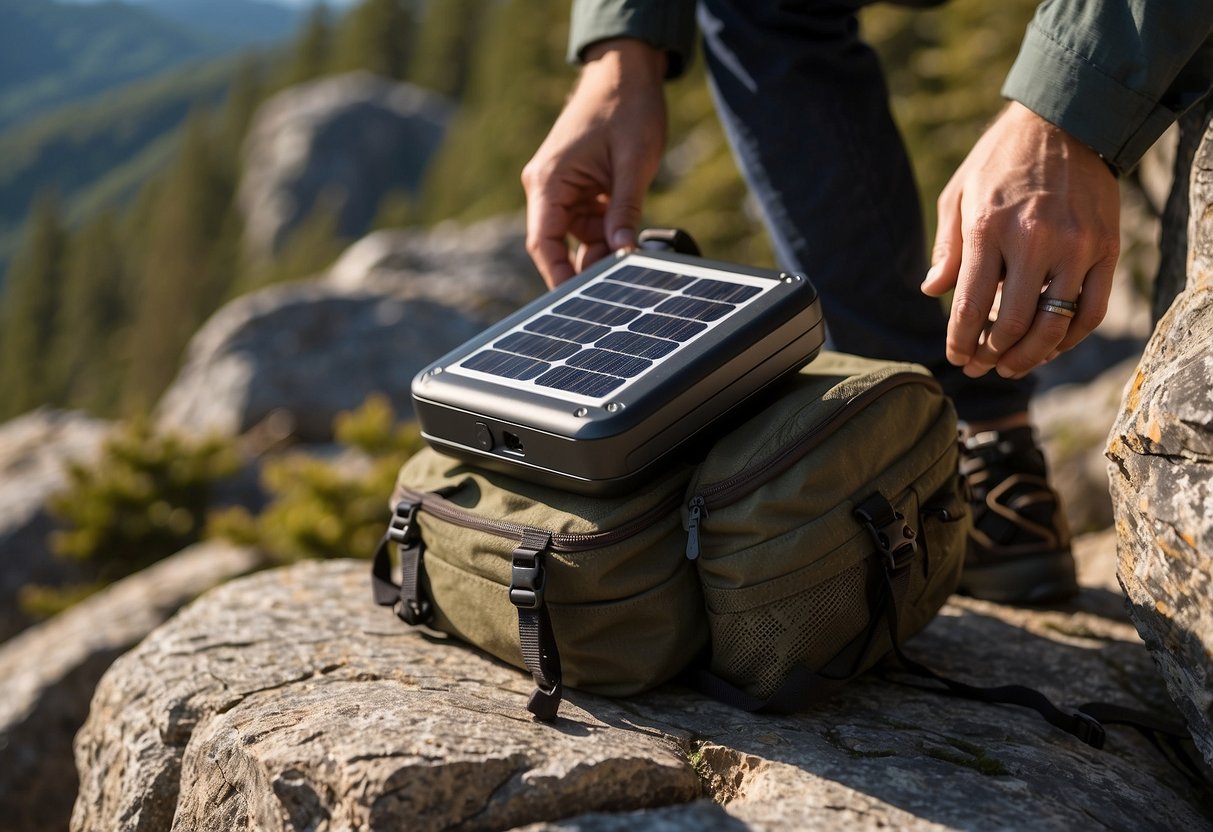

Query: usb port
<box><xmin>502</xmin><ymin>431</ymin><xmax>524</xmax><ymax>455</ymax></box>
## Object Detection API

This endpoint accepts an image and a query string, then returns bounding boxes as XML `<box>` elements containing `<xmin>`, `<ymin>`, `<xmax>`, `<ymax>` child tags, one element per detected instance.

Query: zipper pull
<box><xmin>685</xmin><ymin>496</ymin><xmax>706</xmax><ymax>560</ymax></box>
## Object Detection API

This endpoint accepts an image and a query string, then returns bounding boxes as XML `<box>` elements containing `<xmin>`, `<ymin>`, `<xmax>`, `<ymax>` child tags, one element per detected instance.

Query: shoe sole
<box><xmin>958</xmin><ymin>551</ymin><xmax>1079</xmax><ymax>605</ymax></box>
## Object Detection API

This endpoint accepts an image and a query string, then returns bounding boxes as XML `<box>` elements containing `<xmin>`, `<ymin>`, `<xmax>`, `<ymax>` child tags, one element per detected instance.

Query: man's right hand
<box><xmin>521</xmin><ymin>39</ymin><xmax>668</xmax><ymax>288</ymax></box>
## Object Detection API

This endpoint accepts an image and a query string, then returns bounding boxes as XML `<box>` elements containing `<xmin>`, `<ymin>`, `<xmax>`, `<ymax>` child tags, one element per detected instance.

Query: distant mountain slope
<box><xmin>0</xmin><ymin>55</ymin><xmax>243</xmax><ymax>270</ymax></box>
<box><xmin>131</xmin><ymin>0</ymin><xmax>302</xmax><ymax>46</ymax></box>
<box><xmin>0</xmin><ymin>0</ymin><xmax>297</xmax><ymax>132</ymax></box>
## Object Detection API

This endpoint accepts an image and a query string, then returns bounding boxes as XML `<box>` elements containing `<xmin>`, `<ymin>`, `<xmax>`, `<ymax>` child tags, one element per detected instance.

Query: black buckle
<box><xmin>388</xmin><ymin>501</ymin><xmax>420</xmax><ymax>546</ymax></box>
<box><xmin>1072</xmin><ymin>712</ymin><xmax>1107</xmax><ymax>749</ymax></box>
<box><xmin>509</xmin><ymin>529</ymin><xmax>551</xmax><ymax>610</ymax></box>
<box><xmin>854</xmin><ymin>493</ymin><xmax>918</xmax><ymax>572</ymax></box>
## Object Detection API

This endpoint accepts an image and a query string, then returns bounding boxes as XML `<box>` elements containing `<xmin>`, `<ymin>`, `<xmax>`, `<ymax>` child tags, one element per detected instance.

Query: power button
<box><xmin>473</xmin><ymin>422</ymin><xmax>493</xmax><ymax>451</ymax></box>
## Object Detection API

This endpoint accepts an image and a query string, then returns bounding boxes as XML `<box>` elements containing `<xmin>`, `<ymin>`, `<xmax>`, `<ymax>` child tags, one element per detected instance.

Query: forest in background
<box><xmin>0</xmin><ymin>0</ymin><xmax>1049</xmax><ymax>425</ymax></box>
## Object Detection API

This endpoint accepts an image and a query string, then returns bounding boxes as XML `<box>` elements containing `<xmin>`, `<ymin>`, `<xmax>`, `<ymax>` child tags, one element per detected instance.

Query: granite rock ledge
<box><xmin>73</xmin><ymin>550</ymin><xmax>1211</xmax><ymax>831</ymax></box>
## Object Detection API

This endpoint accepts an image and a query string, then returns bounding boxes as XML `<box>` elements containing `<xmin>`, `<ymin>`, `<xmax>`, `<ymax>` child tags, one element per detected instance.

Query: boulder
<box><xmin>1107</xmin><ymin>122</ymin><xmax>1213</xmax><ymax>771</ymax></box>
<box><xmin>154</xmin><ymin>217</ymin><xmax>543</xmax><ymax>442</ymax></box>
<box><xmin>73</xmin><ymin>544</ymin><xmax>1209</xmax><ymax>832</ymax></box>
<box><xmin>0</xmin><ymin>409</ymin><xmax>110</xmax><ymax>640</ymax></box>
<box><xmin>0</xmin><ymin>541</ymin><xmax>263</xmax><ymax>832</ymax></box>
<box><xmin>239</xmin><ymin>72</ymin><xmax>454</xmax><ymax>259</ymax></box>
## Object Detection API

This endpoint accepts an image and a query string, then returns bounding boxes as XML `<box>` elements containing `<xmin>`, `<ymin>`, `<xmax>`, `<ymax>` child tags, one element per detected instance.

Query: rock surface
<box><xmin>239</xmin><ymin>72</ymin><xmax>453</xmax><ymax>259</ymax></box>
<box><xmin>73</xmin><ymin>547</ymin><xmax>1210</xmax><ymax>832</ymax></box>
<box><xmin>0</xmin><ymin>408</ymin><xmax>110</xmax><ymax>639</ymax></box>
<box><xmin>1107</xmin><ymin>118</ymin><xmax>1213</xmax><ymax>770</ymax></box>
<box><xmin>155</xmin><ymin>217</ymin><xmax>542</xmax><ymax>441</ymax></box>
<box><xmin>0</xmin><ymin>541</ymin><xmax>263</xmax><ymax>832</ymax></box>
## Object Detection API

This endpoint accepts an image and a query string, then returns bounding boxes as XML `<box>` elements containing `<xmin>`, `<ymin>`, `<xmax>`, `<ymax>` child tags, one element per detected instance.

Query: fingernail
<box><xmin>996</xmin><ymin>365</ymin><xmax>1015</xmax><ymax>378</ymax></box>
<box><xmin>921</xmin><ymin>263</ymin><xmax>942</xmax><ymax>289</ymax></box>
<box><xmin>611</xmin><ymin>229</ymin><xmax>635</xmax><ymax>250</ymax></box>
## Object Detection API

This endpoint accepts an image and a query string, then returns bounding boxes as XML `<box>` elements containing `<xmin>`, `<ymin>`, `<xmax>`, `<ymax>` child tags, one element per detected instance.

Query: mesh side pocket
<box><xmin>705</xmin><ymin>559</ymin><xmax>874</xmax><ymax>700</ymax></box>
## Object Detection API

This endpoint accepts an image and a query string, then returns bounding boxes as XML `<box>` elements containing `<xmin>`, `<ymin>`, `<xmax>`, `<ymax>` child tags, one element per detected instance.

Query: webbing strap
<box><xmin>369</xmin><ymin>501</ymin><xmax>432</xmax><ymax>625</ymax></box>
<box><xmin>509</xmin><ymin>528</ymin><xmax>561</xmax><ymax>721</ymax></box>
<box><xmin>880</xmin><ymin>558</ymin><xmax>1209</xmax><ymax>784</ymax></box>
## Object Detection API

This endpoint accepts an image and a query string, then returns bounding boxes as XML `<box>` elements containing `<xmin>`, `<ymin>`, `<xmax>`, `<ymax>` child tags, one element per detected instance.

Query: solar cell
<box><xmin>567</xmin><ymin>349</ymin><xmax>651</xmax><ymax>378</ymax></box>
<box><xmin>583</xmin><ymin>282</ymin><xmax>669</xmax><ymax>308</ymax></box>
<box><xmin>628</xmin><ymin>313</ymin><xmax>707</xmax><ymax>342</ymax></box>
<box><xmin>496</xmin><ymin>332</ymin><xmax>580</xmax><ymax>362</ymax></box>
<box><xmin>654</xmin><ymin>296</ymin><xmax>734</xmax><ymax>322</ymax></box>
<box><xmin>553</xmin><ymin>298</ymin><xmax>640</xmax><ymax>327</ymax></box>
<box><xmin>596</xmin><ymin>331</ymin><xmax>679</xmax><ymax>359</ymax></box>
<box><xmin>461</xmin><ymin>349</ymin><xmax>549</xmax><ymax>380</ymax></box>
<box><xmin>536</xmin><ymin>365</ymin><xmax>625</xmax><ymax>398</ymax></box>
<box><xmin>685</xmin><ymin>278</ymin><xmax>763</xmax><ymax>304</ymax></box>
<box><xmin>525</xmin><ymin>315</ymin><xmax>610</xmax><ymax>343</ymax></box>
<box><xmin>606</xmin><ymin>266</ymin><xmax>695</xmax><ymax>291</ymax></box>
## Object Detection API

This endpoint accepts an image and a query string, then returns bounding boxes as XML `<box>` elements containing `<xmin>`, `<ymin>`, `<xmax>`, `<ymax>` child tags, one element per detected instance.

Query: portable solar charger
<box><xmin>411</xmin><ymin>244</ymin><xmax>825</xmax><ymax>495</ymax></box>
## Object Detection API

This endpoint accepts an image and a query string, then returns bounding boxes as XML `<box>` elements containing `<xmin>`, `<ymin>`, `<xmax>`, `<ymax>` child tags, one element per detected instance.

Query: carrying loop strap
<box><xmin>369</xmin><ymin>500</ymin><xmax>433</xmax><ymax>625</ymax></box>
<box><xmin>510</xmin><ymin>528</ymin><xmax>562</xmax><ymax>721</ymax></box>
<box><xmin>880</xmin><ymin>559</ymin><xmax>1209</xmax><ymax>784</ymax></box>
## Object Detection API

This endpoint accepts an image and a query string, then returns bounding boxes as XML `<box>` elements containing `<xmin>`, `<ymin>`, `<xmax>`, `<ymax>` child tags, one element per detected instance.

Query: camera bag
<box><xmin>372</xmin><ymin>351</ymin><xmax>965</xmax><ymax>718</ymax></box>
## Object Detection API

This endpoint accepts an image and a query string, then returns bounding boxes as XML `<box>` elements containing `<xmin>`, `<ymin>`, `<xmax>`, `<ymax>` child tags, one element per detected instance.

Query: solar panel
<box><xmin>448</xmin><ymin>256</ymin><xmax>787</xmax><ymax>402</ymax></box>
<box><xmin>413</xmin><ymin>246</ymin><xmax>824</xmax><ymax>494</ymax></box>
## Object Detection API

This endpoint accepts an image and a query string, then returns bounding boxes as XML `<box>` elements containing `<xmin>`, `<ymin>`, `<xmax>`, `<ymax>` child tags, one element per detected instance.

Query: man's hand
<box><xmin>921</xmin><ymin>102</ymin><xmax>1120</xmax><ymax>379</ymax></box>
<box><xmin>521</xmin><ymin>39</ymin><xmax>667</xmax><ymax>288</ymax></box>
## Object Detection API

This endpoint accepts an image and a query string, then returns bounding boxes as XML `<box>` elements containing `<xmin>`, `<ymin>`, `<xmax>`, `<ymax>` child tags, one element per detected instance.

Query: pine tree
<box><xmin>281</xmin><ymin>5</ymin><xmax>334</xmax><ymax>87</ymax></box>
<box><xmin>123</xmin><ymin>113</ymin><xmax>241</xmax><ymax>410</ymax></box>
<box><xmin>331</xmin><ymin>0</ymin><xmax>415</xmax><ymax>81</ymax></box>
<box><xmin>49</xmin><ymin>212</ymin><xmax>132</xmax><ymax>414</ymax></box>
<box><xmin>408</xmin><ymin>0</ymin><xmax>492</xmax><ymax>98</ymax></box>
<box><xmin>419</xmin><ymin>0</ymin><xmax>574</xmax><ymax>223</ymax></box>
<box><xmin>0</xmin><ymin>192</ymin><xmax>67</xmax><ymax>418</ymax></box>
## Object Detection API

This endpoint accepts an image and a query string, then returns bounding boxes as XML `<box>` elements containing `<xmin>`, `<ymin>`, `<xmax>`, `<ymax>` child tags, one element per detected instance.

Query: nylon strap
<box><xmin>369</xmin><ymin>501</ymin><xmax>433</xmax><ymax>625</ymax></box>
<box><xmin>509</xmin><ymin>528</ymin><xmax>561</xmax><ymax>721</ymax></box>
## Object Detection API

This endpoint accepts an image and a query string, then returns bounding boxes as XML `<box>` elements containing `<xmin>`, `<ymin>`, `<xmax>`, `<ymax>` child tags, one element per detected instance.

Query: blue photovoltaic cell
<box><xmin>567</xmin><ymin>348</ymin><xmax>651</xmax><ymax>378</ymax></box>
<box><xmin>553</xmin><ymin>297</ymin><xmax>640</xmax><ymax>327</ymax></box>
<box><xmin>524</xmin><ymin>315</ymin><xmax>610</xmax><ymax>343</ymax></box>
<box><xmin>685</xmin><ymin>278</ymin><xmax>762</xmax><ymax>304</ymax></box>
<box><xmin>495</xmin><ymin>331</ymin><xmax>580</xmax><ymax>362</ymax></box>
<box><xmin>654</xmin><ymin>296</ymin><xmax>734</xmax><ymax>322</ymax></box>
<box><xmin>582</xmin><ymin>282</ymin><xmax>669</xmax><ymax>308</ymax></box>
<box><xmin>462</xmin><ymin>349</ymin><xmax>549</xmax><ymax>380</ymax></box>
<box><xmin>628</xmin><ymin>313</ymin><xmax>706</xmax><ymax>342</ymax></box>
<box><xmin>606</xmin><ymin>266</ymin><xmax>695</xmax><ymax>291</ymax></box>
<box><xmin>596</xmin><ymin>331</ymin><xmax>678</xmax><ymax>359</ymax></box>
<box><xmin>537</xmin><ymin>365</ymin><xmax>625</xmax><ymax>397</ymax></box>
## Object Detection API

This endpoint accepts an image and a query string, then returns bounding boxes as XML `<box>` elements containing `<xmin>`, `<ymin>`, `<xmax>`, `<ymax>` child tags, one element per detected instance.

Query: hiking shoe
<box><xmin>957</xmin><ymin>425</ymin><xmax>1079</xmax><ymax>604</ymax></box>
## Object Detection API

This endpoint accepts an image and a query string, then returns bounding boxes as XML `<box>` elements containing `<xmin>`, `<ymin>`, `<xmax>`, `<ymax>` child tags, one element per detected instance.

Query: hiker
<box><xmin>521</xmin><ymin>0</ymin><xmax>1213</xmax><ymax>604</ymax></box>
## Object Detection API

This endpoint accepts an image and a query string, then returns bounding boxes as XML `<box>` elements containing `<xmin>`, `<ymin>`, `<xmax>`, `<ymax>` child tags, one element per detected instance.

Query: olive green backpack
<box><xmin>372</xmin><ymin>351</ymin><xmax>966</xmax><ymax>719</ymax></box>
<box><xmin>370</xmin><ymin>351</ymin><xmax>1209</xmax><ymax>779</ymax></box>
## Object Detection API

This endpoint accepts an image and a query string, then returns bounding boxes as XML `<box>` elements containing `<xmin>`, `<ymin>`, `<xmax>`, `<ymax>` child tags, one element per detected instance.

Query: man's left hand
<box><xmin>921</xmin><ymin>102</ymin><xmax>1121</xmax><ymax>379</ymax></box>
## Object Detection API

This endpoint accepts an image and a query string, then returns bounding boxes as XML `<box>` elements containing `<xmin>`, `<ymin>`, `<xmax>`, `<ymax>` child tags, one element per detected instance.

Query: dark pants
<box><xmin>698</xmin><ymin>0</ymin><xmax>1034</xmax><ymax>421</ymax></box>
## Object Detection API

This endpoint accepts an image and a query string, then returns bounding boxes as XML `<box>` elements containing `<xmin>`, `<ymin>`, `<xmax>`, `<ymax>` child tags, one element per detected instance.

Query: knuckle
<box><xmin>949</xmin><ymin>295</ymin><xmax>986</xmax><ymax>323</ymax></box>
<box><xmin>994</xmin><ymin>313</ymin><xmax>1032</xmax><ymax>341</ymax></box>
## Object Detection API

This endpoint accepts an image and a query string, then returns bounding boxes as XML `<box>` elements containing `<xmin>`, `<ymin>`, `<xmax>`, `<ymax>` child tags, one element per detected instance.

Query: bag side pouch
<box><xmin>380</xmin><ymin>447</ymin><xmax>707</xmax><ymax>700</ymax></box>
<box><xmin>684</xmin><ymin>351</ymin><xmax>968</xmax><ymax>705</ymax></box>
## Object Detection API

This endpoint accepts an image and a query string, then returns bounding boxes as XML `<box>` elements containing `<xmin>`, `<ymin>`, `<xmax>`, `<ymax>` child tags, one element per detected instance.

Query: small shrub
<box><xmin>48</xmin><ymin>420</ymin><xmax>240</xmax><ymax>579</ymax></box>
<box><xmin>209</xmin><ymin>394</ymin><xmax>423</xmax><ymax>563</ymax></box>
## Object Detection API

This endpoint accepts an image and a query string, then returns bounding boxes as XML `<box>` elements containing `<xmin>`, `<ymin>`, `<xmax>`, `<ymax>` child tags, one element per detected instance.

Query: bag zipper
<box><xmin>395</xmin><ymin>484</ymin><xmax>684</xmax><ymax>553</ymax></box>
<box><xmin>684</xmin><ymin>372</ymin><xmax>942</xmax><ymax>560</ymax></box>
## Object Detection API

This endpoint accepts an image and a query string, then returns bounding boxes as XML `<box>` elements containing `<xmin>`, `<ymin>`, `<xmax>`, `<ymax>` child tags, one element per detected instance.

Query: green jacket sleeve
<box><xmin>567</xmin><ymin>0</ymin><xmax>698</xmax><ymax>78</ymax></box>
<box><xmin>1002</xmin><ymin>0</ymin><xmax>1213</xmax><ymax>171</ymax></box>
